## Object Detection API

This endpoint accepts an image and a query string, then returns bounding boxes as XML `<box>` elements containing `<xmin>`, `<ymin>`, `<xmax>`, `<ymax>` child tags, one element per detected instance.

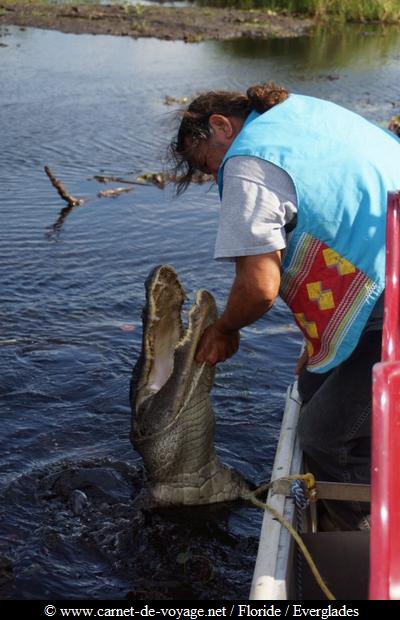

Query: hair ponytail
<box><xmin>246</xmin><ymin>82</ymin><xmax>289</xmax><ymax>113</ymax></box>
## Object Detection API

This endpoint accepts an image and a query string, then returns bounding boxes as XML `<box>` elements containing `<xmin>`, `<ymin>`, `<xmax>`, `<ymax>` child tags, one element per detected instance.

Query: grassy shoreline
<box><xmin>1</xmin><ymin>0</ymin><xmax>400</xmax><ymax>26</ymax></box>
<box><xmin>199</xmin><ymin>0</ymin><xmax>400</xmax><ymax>23</ymax></box>
<box><xmin>0</xmin><ymin>1</ymin><xmax>399</xmax><ymax>45</ymax></box>
<box><xmin>0</xmin><ymin>1</ymin><xmax>315</xmax><ymax>42</ymax></box>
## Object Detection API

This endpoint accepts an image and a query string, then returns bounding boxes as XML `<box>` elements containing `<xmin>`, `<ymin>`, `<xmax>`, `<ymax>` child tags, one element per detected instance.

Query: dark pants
<box><xmin>297</xmin><ymin>329</ymin><xmax>382</xmax><ymax>530</ymax></box>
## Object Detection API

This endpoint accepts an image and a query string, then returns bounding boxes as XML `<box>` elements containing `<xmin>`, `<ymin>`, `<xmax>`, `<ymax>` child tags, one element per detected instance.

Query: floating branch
<box><xmin>45</xmin><ymin>167</ymin><xmax>138</xmax><ymax>241</ymax></box>
<box><xmin>97</xmin><ymin>187</ymin><xmax>133</xmax><ymax>198</ymax></box>
<box><xmin>92</xmin><ymin>170</ymin><xmax>214</xmax><ymax>192</ymax></box>
<box><xmin>44</xmin><ymin>165</ymin><xmax>84</xmax><ymax>207</ymax></box>
<box><xmin>163</xmin><ymin>95</ymin><xmax>189</xmax><ymax>106</ymax></box>
<box><xmin>136</xmin><ymin>172</ymin><xmax>167</xmax><ymax>188</ymax></box>
<box><xmin>135</xmin><ymin>171</ymin><xmax>214</xmax><ymax>188</ymax></box>
<box><xmin>44</xmin><ymin>165</ymin><xmax>85</xmax><ymax>241</ymax></box>
<box><xmin>93</xmin><ymin>175</ymin><xmax>138</xmax><ymax>185</ymax></box>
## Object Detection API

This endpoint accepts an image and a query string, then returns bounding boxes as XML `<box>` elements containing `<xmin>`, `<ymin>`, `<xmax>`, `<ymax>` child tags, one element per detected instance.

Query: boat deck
<box><xmin>301</xmin><ymin>530</ymin><xmax>369</xmax><ymax>599</ymax></box>
<box><xmin>250</xmin><ymin>383</ymin><xmax>370</xmax><ymax>601</ymax></box>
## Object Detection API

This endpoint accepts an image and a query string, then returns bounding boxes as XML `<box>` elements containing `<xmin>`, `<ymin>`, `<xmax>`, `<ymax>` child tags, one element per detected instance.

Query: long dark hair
<box><xmin>169</xmin><ymin>82</ymin><xmax>289</xmax><ymax>195</ymax></box>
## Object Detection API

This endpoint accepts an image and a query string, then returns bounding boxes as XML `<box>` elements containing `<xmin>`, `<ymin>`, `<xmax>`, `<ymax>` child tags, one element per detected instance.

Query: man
<box><xmin>169</xmin><ymin>82</ymin><xmax>400</xmax><ymax>529</ymax></box>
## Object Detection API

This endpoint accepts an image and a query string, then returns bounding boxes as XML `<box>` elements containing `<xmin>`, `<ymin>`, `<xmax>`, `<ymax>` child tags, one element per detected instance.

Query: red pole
<box><xmin>382</xmin><ymin>192</ymin><xmax>400</xmax><ymax>364</ymax></box>
<box><xmin>370</xmin><ymin>191</ymin><xmax>400</xmax><ymax>600</ymax></box>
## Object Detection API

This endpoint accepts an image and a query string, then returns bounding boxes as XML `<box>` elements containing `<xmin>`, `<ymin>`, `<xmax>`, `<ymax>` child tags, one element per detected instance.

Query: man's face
<box><xmin>185</xmin><ymin>114</ymin><xmax>243</xmax><ymax>180</ymax></box>
<box><xmin>187</xmin><ymin>134</ymin><xmax>228</xmax><ymax>180</ymax></box>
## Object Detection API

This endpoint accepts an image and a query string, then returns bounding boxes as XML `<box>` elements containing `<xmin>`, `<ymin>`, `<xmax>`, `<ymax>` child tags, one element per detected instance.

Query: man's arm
<box><xmin>195</xmin><ymin>251</ymin><xmax>281</xmax><ymax>365</ymax></box>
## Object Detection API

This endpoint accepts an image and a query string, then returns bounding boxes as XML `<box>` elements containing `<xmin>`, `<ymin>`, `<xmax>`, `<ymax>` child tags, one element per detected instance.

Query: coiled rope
<box><xmin>243</xmin><ymin>474</ymin><xmax>336</xmax><ymax>601</ymax></box>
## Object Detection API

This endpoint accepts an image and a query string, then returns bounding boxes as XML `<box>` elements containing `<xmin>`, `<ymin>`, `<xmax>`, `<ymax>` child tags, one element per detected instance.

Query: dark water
<box><xmin>1</xmin><ymin>23</ymin><xmax>399</xmax><ymax>599</ymax></box>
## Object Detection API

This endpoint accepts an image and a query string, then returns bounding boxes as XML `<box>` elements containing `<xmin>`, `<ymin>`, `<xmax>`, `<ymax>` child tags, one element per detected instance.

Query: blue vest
<box><xmin>218</xmin><ymin>95</ymin><xmax>400</xmax><ymax>372</ymax></box>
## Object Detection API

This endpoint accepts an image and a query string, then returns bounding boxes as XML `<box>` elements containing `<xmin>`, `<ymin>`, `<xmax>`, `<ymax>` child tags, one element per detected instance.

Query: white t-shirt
<box><xmin>214</xmin><ymin>156</ymin><xmax>297</xmax><ymax>261</ymax></box>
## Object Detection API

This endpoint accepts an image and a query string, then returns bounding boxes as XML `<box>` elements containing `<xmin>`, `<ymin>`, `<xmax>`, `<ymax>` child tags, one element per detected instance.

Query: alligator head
<box><xmin>130</xmin><ymin>265</ymin><xmax>249</xmax><ymax>504</ymax></box>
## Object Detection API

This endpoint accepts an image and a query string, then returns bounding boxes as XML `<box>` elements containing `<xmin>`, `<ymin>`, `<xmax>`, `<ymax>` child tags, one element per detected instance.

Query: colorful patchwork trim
<box><xmin>280</xmin><ymin>233</ymin><xmax>378</xmax><ymax>371</ymax></box>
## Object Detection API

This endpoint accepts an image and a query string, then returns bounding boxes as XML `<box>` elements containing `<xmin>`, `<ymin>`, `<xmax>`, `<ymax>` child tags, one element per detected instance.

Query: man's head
<box><xmin>169</xmin><ymin>82</ymin><xmax>289</xmax><ymax>194</ymax></box>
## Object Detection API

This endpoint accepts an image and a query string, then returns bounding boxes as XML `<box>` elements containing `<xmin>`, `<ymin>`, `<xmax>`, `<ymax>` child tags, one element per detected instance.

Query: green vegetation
<box><xmin>197</xmin><ymin>0</ymin><xmax>400</xmax><ymax>22</ymax></box>
<box><xmin>2</xmin><ymin>0</ymin><xmax>399</xmax><ymax>22</ymax></box>
<box><xmin>2</xmin><ymin>0</ymin><xmax>399</xmax><ymax>25</ymax></box>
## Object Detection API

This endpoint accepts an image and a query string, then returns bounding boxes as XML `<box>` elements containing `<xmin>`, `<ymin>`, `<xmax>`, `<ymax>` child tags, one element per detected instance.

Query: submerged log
<box><xmin>97</xmin><ymin>187</ymin><xmax>133</xmax><ymax>198</ymax></box>
<box><xmin>135</xmin><ymin>171</ymin><xmax>214</xmax><ymax>188</ymax></box>
<box><xmin>163</xmin><ymin>95</ymin><xmax>189</xmax><ymax>106</ymax></box>
<box><xmin>93</xmin><ymin>175</ymin><xmax>136</xmax><ymax>185</ymax></box>
<box><xmin>93</xmin><ymin>171</ymin><xmax>214</xmax><ymax>188</ymax></box>
<box><xmin>44</xmin><ymin>166</ymin><xmax>84</xmax><ymax>207</ymax></box>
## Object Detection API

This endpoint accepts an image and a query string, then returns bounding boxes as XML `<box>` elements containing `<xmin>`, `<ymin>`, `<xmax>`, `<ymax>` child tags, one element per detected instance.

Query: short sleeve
<box><xmin>214</xmin><ymin>156</ymin><xmax>297</xmax><ymax>262</ymax></box>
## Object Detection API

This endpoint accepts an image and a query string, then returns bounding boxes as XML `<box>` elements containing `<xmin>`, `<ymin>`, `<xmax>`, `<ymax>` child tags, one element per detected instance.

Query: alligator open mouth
<box><xmin>130</xmin><ymin>265</ymin><xmax>249</xmax><ymax>505</ymax></box>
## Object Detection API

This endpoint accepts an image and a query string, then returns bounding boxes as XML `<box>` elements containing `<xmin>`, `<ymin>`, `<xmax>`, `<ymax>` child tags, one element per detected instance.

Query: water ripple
<box><xmin>1</xmin><ymin>23</ymin><xmax>399</xmax><ymax>599</ymax></box>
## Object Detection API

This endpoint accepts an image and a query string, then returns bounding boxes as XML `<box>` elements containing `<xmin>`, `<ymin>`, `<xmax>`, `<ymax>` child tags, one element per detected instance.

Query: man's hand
<box><xmin>195</xmin><ymin>322</ymin><xmax>240</xmax><ymax>366</ymax></box>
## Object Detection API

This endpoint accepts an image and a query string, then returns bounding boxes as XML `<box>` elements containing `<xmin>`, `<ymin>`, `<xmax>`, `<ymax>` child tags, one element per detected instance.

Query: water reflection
<box><xmin>216</xmin><ymin>24</ymin><xmax>400</xmax><ymax>70</ymax></box>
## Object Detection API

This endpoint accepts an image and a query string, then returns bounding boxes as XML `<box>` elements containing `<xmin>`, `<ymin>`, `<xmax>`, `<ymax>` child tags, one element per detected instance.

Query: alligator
<box><xmin>130</xmin><ymin>265</ymin><xmax>250</xmax><ymax>505</ymax></box>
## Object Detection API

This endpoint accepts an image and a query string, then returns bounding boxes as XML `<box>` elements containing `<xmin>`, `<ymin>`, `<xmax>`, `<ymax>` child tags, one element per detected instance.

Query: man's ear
<box><xmin>209</xmin><ymin>114</ymin><xmax>235</xmax><ymax>140</ymax></box>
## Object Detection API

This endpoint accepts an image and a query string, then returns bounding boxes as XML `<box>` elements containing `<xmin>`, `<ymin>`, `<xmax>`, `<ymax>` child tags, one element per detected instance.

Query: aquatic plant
<box><xmin>196</xmin><ymin>0</ymin><xmax>400</xmax><ymax>22</ymax></box>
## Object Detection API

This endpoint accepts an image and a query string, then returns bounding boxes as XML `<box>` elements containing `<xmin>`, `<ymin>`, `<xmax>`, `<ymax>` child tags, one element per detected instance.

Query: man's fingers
<box><xmin>195</xmin><ymin>324</ymin><xmax>240</xmax><ymax>366</ymax></box>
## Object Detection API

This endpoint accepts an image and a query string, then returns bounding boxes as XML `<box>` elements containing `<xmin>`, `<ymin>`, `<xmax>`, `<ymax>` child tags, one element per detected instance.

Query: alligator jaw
<box><xmin>133</xmin><ymin>265</ymin><xmax>185</xmax><ymax>413</ymax></box>
<box><xmin>130</xmin><ymin>265</ymin><xmax>250</xmax><ymax>505</ymax></box>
